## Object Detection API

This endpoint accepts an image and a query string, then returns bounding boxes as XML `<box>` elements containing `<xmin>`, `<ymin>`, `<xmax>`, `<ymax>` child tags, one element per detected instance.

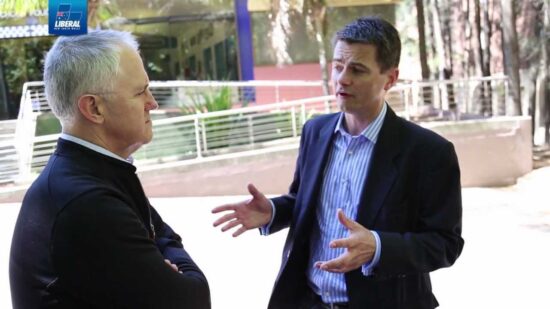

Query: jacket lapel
<box><xmin>356</xmin><ymin>107</ymin><xmax>401</xmax><ymax>227</ymax></box>
<box><xmin>295</xmin><ymin>114</ymin><xmax>339</xmax><ymax>230</ymax></box>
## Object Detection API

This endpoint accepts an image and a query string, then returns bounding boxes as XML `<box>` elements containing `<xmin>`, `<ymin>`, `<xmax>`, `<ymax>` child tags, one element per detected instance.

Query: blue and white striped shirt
<box><xmin>307</xmin><ymin>103</ymin><xmax>386</xmax><ymax>303</ymax></box>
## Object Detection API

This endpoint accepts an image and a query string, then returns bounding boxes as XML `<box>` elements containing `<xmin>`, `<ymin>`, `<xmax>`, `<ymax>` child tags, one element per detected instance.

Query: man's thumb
<box><xmin>337</xmin><ymin>209</ymin><xmax>355</xmax><ymax>230</ymax></box>
<box><xmin>247</xmin><ymin>183</ymin><xmax>262</xmax><ymax>199</ymax></box>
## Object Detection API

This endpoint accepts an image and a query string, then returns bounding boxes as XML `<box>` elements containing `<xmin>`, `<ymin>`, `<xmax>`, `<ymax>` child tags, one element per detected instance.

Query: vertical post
<box><xmin>411</xmin><ymin>81</ymin><xmax>419</xmax><ymax>117</ymax></box>
<box><xmin>404</xmin><ymin>87</ymin><xmax>411</xmax><ymax>121</ymax></box>
<box><xmin>324</xmin><ymin>95</ymin><xmax>331</xmax><ymax>114</ymax></box>
<box><xmin>291</xmin><ymin>106</ymin><xmax>297</xmax><ymax>137</ymax></box>
<box><xmin>15</xmin><ymin>84</ymin><xmax>37</xmax><ymax>182</ymax></box>
<box><xmin>460</xmin><ymin>80</ymin><xmax>467</xmax><ymax>115</ymax></box>
<box><xmin>201</xmin><ymin>118</ymin><xmax>208</xmax><ymax>153</ymax></box>
<box><xmin>301</xmin><ymin>103</ymin><xmax>307</xmax><ymax>127</ymax></box>
<box><xmin>247</xmin><ymin>115</ymin><xmax>254</xmax><ymax>145</ymax></box>
<box><xmin>235</xmin><ymin>0</ymin><xmax>255</xmax><ymax>81</ymax></box>
<box><xmin>504</xmin><ymin>77</ymin><xmax>510</xmax><ymax>116</ymax></box>
<box><xmin>194</xmin><ymin>116</ymin><xmax>203</xmax><ymax>158</ymax></box>
<box><xmin>235</xmin><ymin>0</ymin><xmax>256</xmax><ymax>103</ymax></box>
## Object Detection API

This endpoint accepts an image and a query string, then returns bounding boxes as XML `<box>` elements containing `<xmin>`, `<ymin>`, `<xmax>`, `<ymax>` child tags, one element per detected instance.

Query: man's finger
<box><xmin>232</xmin><ymin>226</ymin><xmax>248</xmax><ymax>237</ymax></box>
<box><xmin>317</xmin><ymin>256</ymin><xmax>347</xmax><ymax>273</ymax></box>
<box><xmin>330</xmin><ymin>237</ymin><xmax>351</xmax><ymax>249</ymax></box>
<box><xmin>212</xmin><ymin>212</ymin><xmax>237</xmax><ymax>227</ymax></box>
<box><xmin>221</xmin><ymin>219</ymin><xmax>241</xmax><ymax>232</ymax></box>
<box><xmin>337</xmin><ymin>208</ymin><xmax>356</xmax><ymax>230</ymax></box>
<box><xmin>164</xmin><ymin>259</ymin><xmax>178</xmax><ymax>272</ymax></box>
<box><xmin>211</xmin><ymin>204</ymin><xmax>236</xmax><ymax>213</ymax></box>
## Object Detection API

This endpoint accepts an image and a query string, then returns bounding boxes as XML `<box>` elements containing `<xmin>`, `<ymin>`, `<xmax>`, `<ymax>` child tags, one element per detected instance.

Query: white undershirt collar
<box><xmin>60</xmin><ymin>133</ymin><xmax>134</xmax><ymax>164</ymax></box>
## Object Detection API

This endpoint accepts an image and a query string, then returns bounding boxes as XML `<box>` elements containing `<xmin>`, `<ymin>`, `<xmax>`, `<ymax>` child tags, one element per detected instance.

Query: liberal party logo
<box><xmin>49</xmin><ymin>0</ymin><xmax>87</xmax><ymax>35</ymax></box>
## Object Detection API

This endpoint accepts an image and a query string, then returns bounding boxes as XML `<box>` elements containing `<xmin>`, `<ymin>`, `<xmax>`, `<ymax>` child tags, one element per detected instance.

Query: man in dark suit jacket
<box><xmin>9</xmin><ymin>30</ymin><xmax>210</xmax><ymax>308</ymax></box>
<box><xmin>213</xmin><ymin>16</ymin><xmax>463</xmax><ymax>309</ymax></box>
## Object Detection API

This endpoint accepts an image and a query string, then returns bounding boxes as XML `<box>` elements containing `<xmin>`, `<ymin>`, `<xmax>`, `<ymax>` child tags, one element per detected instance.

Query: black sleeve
<box><xmin>51</xmin><ymin>191</ymin><xmax>210</xmax><ymax>309</ymax></box>
<box><xmin>150</xmin><ymin>205</ymin><xmax>205</xmax><ymax>275</ymax></box>
<box><xmin>376</xmin><ymin>142</ymin><xmax>464</xmax><ymax>275</ymax></box>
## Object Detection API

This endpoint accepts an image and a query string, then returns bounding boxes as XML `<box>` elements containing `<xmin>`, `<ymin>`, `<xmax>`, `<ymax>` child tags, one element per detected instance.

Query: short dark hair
<box><xmin>334</xmin><ymin>16</ymin><xmax>401</xmax><ymax>72</ymax></box>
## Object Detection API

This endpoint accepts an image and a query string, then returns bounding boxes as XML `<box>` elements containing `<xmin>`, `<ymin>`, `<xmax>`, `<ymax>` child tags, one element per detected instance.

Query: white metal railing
<box><xmin>22</xmin><ymin>95</ymin><xmax>335</xmax><ymax>173</ymax></box>
<box><xmin>391</xmin><ymin>75</ymin><xmax>511</xmax><ymax>120</ymax></box>
<box><xmin>12</xmin><ymin>76</ymin><xmax>509</xmax><ymax>181</ymax></box>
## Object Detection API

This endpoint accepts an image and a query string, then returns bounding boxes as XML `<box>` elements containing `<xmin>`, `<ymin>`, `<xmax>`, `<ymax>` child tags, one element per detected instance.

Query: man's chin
<box><xmin>128</xmin><ymin>141</ymin><xmax>147</xmax><ymax>155</ymax></box>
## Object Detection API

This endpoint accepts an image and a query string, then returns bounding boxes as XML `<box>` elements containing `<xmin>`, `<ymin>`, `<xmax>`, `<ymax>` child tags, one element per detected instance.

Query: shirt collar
<box><xmin>60</xmin><ymin>133</ymin><xmax>134</xmax><ymax>164</ymax></box>
<box><xmin>334</xmin><ymin>102</ymin><xmax>387</xmax><ymax>143</ymax></box>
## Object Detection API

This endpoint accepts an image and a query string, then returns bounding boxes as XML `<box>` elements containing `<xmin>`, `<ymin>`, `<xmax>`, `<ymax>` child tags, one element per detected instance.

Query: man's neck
<box><xmin>62</xmin><ymin>125</ymin><xmax>132</xmax><ymax>160</ymax></box>
<box><xmin>343</xmin><ymin>103</ymin><xmax>384</xmax><ymax>136</ymax></box>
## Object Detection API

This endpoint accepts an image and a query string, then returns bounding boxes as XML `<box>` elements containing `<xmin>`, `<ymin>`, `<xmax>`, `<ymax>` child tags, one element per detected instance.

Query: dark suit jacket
<box><xmin>267</xmin><ymin>107</ymin><xmax>464</xmax><ymax>309</ymax></box>
<box><xmin>9</xmin><ymin>139</ymin><xmax>210</xmax><ymax>309</ymax></box>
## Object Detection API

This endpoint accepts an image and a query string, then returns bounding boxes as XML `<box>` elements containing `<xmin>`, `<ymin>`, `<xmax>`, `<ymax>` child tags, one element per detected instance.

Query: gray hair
<box><xmin>43</xmin><ymin>30</ymin><xmax>139</xmax><ymax>124</ymax></box>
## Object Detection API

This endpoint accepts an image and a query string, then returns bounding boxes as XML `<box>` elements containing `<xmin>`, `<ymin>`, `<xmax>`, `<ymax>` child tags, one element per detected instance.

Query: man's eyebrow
<box><xmin>348</xmin><ymin>61</ymin><xmax>369</xmax><ymax>70</ymax></box>
<box><xmin>136</xmin><ymin>83</ymin><xmax>149</xmax><ymax>92</ymax></box>
<box><xmin>332</xmin><ymin>59</ymin><xmax>369</xmax><ymax>70</ymax></box>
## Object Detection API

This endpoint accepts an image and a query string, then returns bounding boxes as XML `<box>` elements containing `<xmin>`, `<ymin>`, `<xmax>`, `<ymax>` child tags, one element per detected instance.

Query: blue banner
<box><xmin>48</xmin><ymin>0</ymin><xmax>87</xmax><ymax>35</ymax></box>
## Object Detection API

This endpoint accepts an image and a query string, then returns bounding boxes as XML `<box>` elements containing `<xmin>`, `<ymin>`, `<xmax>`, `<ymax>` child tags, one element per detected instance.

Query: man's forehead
<box><xmin>333</xmin><ymin>42</ymin><xmax>376</xmax><ymax>61</ymax></box>
<box><xmin>114</xmin><ymin>48</ymin><xmax>149</xmax><ymax>91</ymax></box>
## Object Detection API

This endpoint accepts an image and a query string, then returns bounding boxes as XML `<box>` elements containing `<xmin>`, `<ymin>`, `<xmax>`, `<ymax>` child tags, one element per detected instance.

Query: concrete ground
<box><xmin>1</xmin><ymin>166</ymin><xmax>549</xmax><ymax>308</ymax></box>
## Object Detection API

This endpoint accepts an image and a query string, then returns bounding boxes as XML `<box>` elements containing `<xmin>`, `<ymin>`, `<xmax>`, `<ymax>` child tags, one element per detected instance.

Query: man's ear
<box><xmin>383</xmin><ymin>68</ymin><xmax>399</xmax><ymax>91</ymax></box>
<box><xmin>77</xmin><ymin>94</ymin><xmax>104</xmax><ymax>124</ymax></box>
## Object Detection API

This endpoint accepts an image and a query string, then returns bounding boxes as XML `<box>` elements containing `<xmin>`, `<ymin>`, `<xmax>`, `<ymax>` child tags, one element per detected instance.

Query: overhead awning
<box><xmin>0</xmin><ymin>24</ymin><xmax>51</xmax><ymax>39</ymax></box>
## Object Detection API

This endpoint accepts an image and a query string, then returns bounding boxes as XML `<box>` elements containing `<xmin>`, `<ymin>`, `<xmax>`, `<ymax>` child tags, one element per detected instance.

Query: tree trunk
<box><xmin>427</xmin><ymin>0</ymin><xmax>438</xmax><ymax>79</ymax></box>
<box><xmin>88</xmin><ymin>0</ymin><xmax>101</xmax><ymax>30</ymax></box>
<box><xmin>430</xmin><ymin>0</ymin><xmax>455</xmax><ymax>114</ymax></box>
<box><xmin>416</xmin><ymin>0</ymin><xmax>432</xmax><ymax>107</ymax></box>
<box><xmin>501</xmin><ymin>0</ymin><xmax>522</xmax><ymax>115</ymax></box>
<box><xmin>270</xmin><ymin>0</ymin><xmax>293</xmax><ymax>67</ymax></box>
<box><xmin>481</xmin><ymin>0</ymin><xmax>491</xmax><ymax>77</ymax></box>
<box><xmin>0</xmin><ymin>62</ymin><xmax>9</xmax><ymax>120</ymax></box>
<box><xmin>539</xmin><ymin>0</ymin><xmax>549</xmax><ymax>144</ymax></box>
<box><xmin>474</xmin><ymin>0</ymin><xmax>487</xmax><ymax>116</ymax></box>
<box><xmin>482</xmin><ymin>0</ymin><xmax>494</xmax><ymax>115</ymax></box>
<box><xmin>308</xmin><ymin>2</ymin><xmax>330</xmax><ymax>97</ymax></box>
<box><xmin>416</xmin><ymin>0</ymin><xmax>430</xmax><ymax>80</ymax></box>
<box><xmin>475</xmin><ymin>0</ymin><xmax>493</xmax><ymax>115</ymax></box>
<box><xmin>440</xmin><ymin>1</ymin><xmax>456</xmax><ymax>114</ymax></box>
<box><xmin>464</xmin><ymin>0</ymin><xmax>476</xmax><ymax>77</ymax></box>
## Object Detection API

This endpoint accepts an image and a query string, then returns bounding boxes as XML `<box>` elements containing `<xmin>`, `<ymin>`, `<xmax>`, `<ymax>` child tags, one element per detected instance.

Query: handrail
<box><xmin>153</xmin><ymin>95</ymin><xmax>334</xmax><ymax>125</ymax></box>
<box><xmin>12</xmin><ymin>76</ymin><xmax>510</xmax><ymax>182</ymax></box>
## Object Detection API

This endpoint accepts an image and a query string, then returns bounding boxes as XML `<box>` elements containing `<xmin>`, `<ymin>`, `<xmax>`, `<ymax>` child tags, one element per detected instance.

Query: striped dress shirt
<box><xmin>307</xmin><ymin>103</ymin><xmax>386</xmax><ymax>304</ymax></box>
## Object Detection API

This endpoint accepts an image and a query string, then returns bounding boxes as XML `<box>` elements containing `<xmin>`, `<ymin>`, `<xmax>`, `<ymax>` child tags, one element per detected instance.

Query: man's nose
<box><xmin>335</xmin><ymin>69</ymin><xmax>351</xmax><ymax>86</ymax></box>
<box><xmin>146</xmin><ymin>93</ymin><xmax>159</xmax><ymax>111</ymax></box>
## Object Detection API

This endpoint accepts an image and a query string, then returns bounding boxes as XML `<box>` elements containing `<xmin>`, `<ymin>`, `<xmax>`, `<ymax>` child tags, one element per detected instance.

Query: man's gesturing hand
<box><xmin>212</xmin><ymin>183</ymin><xmax>273</xmax><ymax>237</ymax></box>
<box><xmin>314</xmin><ymin>209</ymin><xmax>376</xmax><ymax>273</ymax></box>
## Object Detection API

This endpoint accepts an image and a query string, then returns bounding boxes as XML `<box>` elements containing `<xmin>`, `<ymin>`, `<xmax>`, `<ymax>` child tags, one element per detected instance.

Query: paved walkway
<box><xmin>1</xmin><ymin>167</ymin><xmax>549</xmax><ymax>308</ymax></box>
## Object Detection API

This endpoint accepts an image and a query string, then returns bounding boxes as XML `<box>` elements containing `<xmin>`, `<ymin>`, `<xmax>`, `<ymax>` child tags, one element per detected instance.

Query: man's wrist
<box><xmin>362</xmin><ymin>230</ymin><xmax>381</xmax><ymax>276</ymax></box>
<box><xmin>260</xmin><ymin>200</ymin><xmax>276</xmax><ymax>235</ymax></box>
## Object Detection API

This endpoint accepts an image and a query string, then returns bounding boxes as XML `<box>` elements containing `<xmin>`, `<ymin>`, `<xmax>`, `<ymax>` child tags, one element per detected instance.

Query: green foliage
<box><xmin>35</xmin><ymin>112</ymin><xmax>61</xmax><ymax>136</ymax></box>
<box><xmin>0</xmin><ymin>0</ymin><xmax>47</xmax><ymax>17</ymax></box>
<box><xmin>180</xmin><ymin>86</ymin><xmax>232</xmax><ymax>114</ymax></box>
<box><xmin>178</xmin><ymin>86</ymin><xmax>234</xmax><ymax>151</ymax></box>
<box><xmin>0</xmin><ymin>37</ymin><xmax>54</xmax><ymax>118</ymax></box>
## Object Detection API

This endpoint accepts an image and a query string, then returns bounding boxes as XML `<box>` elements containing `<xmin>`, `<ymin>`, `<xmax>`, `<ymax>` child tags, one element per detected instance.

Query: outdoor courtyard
<box><xmin>1</xmin><ymin>166</ymin><xmax>549</xmax><ymax>308</ymax></box>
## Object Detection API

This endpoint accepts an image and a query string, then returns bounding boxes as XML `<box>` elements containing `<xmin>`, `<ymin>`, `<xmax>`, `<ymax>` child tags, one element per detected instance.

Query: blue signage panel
<box><xmin>48</xmin><ymin>0</ymin><xmax>87</xmax><ymax>35</ymax></box>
